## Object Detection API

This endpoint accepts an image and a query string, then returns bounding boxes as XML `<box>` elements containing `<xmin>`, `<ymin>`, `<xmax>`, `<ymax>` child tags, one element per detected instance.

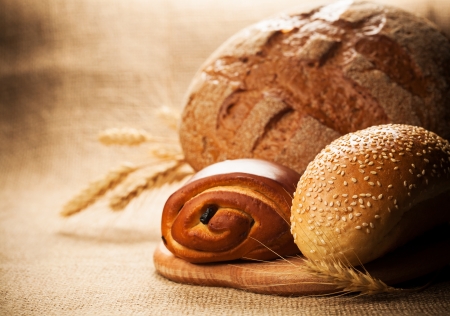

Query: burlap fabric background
<box><xmin>1</xmin><ymin>0</ymin><xmax>450</xmax><ymax>315</ymax></box>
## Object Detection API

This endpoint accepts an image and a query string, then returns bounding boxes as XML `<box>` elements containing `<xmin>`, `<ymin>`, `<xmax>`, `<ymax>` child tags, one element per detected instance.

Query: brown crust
<box><xmin>290</xmin><ymin>124</ymin><xmax>450</xmax><ymax>266</ymax></box>
<box><xmin>179</xmin><ymin>1</ymin><xmax>450</xmax><ymax>175</ymax></box>
<box><xmin>161</xmin><ymin>159</ymin><xmax>301</xmax><ymax>263</ymax></box>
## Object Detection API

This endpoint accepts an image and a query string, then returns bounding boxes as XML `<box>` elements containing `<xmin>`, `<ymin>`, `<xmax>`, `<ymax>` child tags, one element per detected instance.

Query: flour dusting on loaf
<box><xmin>290</xmin><ymin>124</ymin><xmax>450</xmax><ymax>266</ymax></box>
<box><xmin>180</xmin><ymin>1</ymin><xmax>450</xmax><ymax>174</ymax></box>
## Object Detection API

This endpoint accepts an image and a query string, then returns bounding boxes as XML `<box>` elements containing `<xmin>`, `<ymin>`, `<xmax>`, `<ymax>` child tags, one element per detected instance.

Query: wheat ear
<box><xmin>98</xmin><ymin>128</ymin><xmax>153</xmax><ymax>146</ymax></box>
<box><xmin>60</xmin><ymin>163</ymin><xmax>139</xmax><ymax>216</ymax></box>
<box><xmin>156</xmin><ymin>106</ymin><xmax>181</xmax><ymax>131</ymax></box>
<box><xmin>109</xmin><ymin>160</ymin><xmax>192</xmax><ymax>210</ymax></box>
<box><xmin>303</xmin><ymin>258</ymin><xmax>399</xmax><ymax>295</ymax></box>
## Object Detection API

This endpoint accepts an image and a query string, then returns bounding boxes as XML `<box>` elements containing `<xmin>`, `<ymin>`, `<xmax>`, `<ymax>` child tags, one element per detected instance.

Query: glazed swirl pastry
<box><xmin>161</xmin><ymin>159</ymin><xmax>301</xmax><ymax>263</ymax></box>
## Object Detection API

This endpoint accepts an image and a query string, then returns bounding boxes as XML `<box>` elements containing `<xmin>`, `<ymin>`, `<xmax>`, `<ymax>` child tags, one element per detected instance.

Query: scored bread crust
<box><xmin>179</xmin><ymin>1</ymin><xmax>450</xmax><ymax>175</ymax></box>
<box><xmin>290</xmin><ymin>124</ymin><xmax>450</xmax><ymax>266</ymax></box>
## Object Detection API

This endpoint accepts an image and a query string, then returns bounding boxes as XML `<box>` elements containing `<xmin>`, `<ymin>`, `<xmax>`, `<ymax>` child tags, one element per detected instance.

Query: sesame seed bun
<box><xmin>290</xmin><ymin>124</ymin><xmax>450</xmax><ymax>266</ymax></box>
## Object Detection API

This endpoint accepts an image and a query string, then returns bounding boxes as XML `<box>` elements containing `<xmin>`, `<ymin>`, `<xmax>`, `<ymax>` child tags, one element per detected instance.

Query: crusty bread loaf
<box><xmin>179</xmin><ymin>1</ymin><xmax>450</xmax><ymax>175</ymax></box>
<box><xmin>290</xmin><ymin>124</ymin><xmax>450</xmax><ymax>266</ymax></box>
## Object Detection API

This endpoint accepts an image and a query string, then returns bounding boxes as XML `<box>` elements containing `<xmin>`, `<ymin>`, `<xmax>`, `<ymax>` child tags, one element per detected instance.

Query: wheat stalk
<box><xmin>149</xmin><ymin>145</ymin><xmax>184</xmax><ymax>160</ymax></box>
<box><xmin>109</xmin><ymin>159</ymin><xmax>193</xmax><ymax>210</ymax></box>
<box><xmin>61</xmin><ymin>163</ymin><xmax>139</xmax><ymax>216</ymax></box>
<box><xmin>303</xmin><ymin>257</ymin><xmax>400</xmax><ymax>295</ymax></box>
<box><xmin>98</xmin><ymin>127</ymin><xmax>153</xmax><ymax>146</ymax></box>
<box><xmin>156</xmin><ymin>106</ymin><xmax>181</xmax><ymax>131</ymax></box>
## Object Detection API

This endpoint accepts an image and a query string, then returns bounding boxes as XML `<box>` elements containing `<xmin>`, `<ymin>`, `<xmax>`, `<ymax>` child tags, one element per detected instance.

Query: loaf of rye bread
<box><xmin>179</xmin><ymin>1</ymin><xmax>450</xmax><ymax>175</ymax></box>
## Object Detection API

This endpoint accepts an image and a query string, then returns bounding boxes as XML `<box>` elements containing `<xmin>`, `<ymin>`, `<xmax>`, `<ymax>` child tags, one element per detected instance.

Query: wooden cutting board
<box><xmin>154</xmin><ymin>226</ymin><xmax>450</xmax><ymax>296</ymax></box>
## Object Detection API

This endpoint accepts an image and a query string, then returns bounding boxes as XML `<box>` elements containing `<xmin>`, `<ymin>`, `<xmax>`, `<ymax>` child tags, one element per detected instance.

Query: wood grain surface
<box><xmin>154</xmin><ymin>225</ymin><xmax>450</xmax><ymax>296</ymax></box>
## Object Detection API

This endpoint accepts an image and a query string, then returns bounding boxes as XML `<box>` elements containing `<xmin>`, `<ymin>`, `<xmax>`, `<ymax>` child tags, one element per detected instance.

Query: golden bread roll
<box><xmin>290</xmin><ymin>124</ymin><xmax>450</xmax><ymax>266</ymax></box>
<box><xmin>179</xmin><ymin>1</ymin><xmax>450</xmax><ymax>175</ymax></box>
<box><xmin>161</xmin><ymin>159</ymin><xmax>300</xmax><ymax>263</ymax></box>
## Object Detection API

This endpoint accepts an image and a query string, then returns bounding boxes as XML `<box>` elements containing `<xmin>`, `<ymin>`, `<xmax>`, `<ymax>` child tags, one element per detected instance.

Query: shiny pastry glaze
<box><xmin>161</xmin><ymin>159</ymin><xmax>301</xmax><ymax>263</ymax></box>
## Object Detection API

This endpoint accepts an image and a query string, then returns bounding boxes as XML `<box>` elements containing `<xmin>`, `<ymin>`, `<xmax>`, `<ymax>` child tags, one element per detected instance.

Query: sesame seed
<box><xmin>364</xmin><ymin>176</ymin><xmax>369</xmax><ymax>181</ymax></box>
<box><xmin>375</xmin><ymin>215</ymin><xmax>380</xmax><ymax>219</ymax></box>
<box><xmin>355</xmin><ymin>226</ymin><xmax>361</xmax><ymax>230</ymax></box>
<box><xmin>362</xmin><ymin>223</ymin><xmax>368</xmax><ymax>227</ymax></box>
<box><xmin>370</xmin><ymin>171</ymin><xmax>377</xmax><ymax>175</ymax></box>
<box><xmin>351</xmin><ymin>178</ymin><xmax>357</xmax><ymax>183</ymax></box>
<box><xmin>355</xmin><ymin>213</ymin><xmax>362</xmax><ymax>217</ymax></box>
<box><xmin>335</xmin><ymin>228</ymin><xmax>341</xmax><ymax>234</ymax></box>
<box><xmin>388</xmin><ymin>184</ymin><xmax>393</xmax><ymax>188</ymax></box>
<box><xmin>368</xmin><ymin>182</ymin><xmax>375</xmax><ymax>186</ymax></box>
<box><xmin>378</xmin><ymin>194</ymin><xmax>383</xmax><ymax>199</ymax></box>
<box><xmin>370</xmin><ymin>222</ymin><xmax>375</xmax><ymax>228</ymax></box>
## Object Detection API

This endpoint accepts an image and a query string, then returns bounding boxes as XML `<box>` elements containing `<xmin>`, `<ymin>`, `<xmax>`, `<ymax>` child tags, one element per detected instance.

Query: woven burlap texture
<box><xmin>1</xmin><ymin>0</ymin><xmax>450</xmax><ymax>315</ymax></box>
